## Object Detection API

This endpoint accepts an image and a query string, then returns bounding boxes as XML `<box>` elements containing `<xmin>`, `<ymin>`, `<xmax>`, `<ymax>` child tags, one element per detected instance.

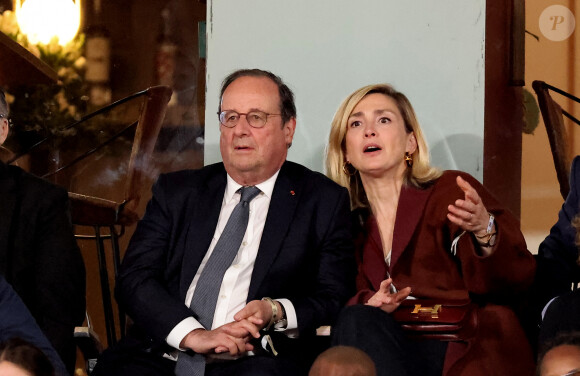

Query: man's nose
<box><xmin>234</xmin><ymin>115</ymin><xmax>252</xmax><ymax>134</ymax></box>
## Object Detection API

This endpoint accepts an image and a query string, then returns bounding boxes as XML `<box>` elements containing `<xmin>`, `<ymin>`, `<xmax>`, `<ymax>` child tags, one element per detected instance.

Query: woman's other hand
<box><xmin>365</xmin><ymin>278</ymin><xmax>412</xmax><ymax>313</ymax></box>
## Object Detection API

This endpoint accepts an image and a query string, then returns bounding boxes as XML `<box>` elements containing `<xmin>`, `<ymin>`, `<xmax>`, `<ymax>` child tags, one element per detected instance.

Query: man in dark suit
<box><xmin>0</xmin><ymin>89</ymin><xmax>86</xmax><ymax>373</ymax></box>
<box><xmin>94</xmin><ymin>69</ymin><xmax>355</xmax><ymax>375</ymax></box>
<box><xmin>536</xmin><ymin>155</ymin><xmax>580</xmax><ymax>348</ymax></box>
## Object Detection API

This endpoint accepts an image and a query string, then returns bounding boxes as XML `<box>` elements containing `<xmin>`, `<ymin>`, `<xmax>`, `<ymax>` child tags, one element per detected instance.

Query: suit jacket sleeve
<box><xmin>447</xmin><ymin>172</ymin><xmax>535</xmax><ymax>298</ymax></box>
<box><xmin>32</xmin><ymin>185</ymin><xmax>86</xmax><ymax>335</ymax></box>
<box><xmin>116</xmin><ymin>173</ymin><xmax>198</xmax><ymax>343</ymax></box>
<box><xmin>288</xmin><ymin>185</ymin><xmax>356</xmax><ymax>334</ymax></box>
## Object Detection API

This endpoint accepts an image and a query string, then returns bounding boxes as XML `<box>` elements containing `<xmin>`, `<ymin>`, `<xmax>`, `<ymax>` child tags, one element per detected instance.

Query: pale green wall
<box><xmin>204</xmin><ymin>0</ymin><xmax>485</xmax><ymax>180</ymax></box>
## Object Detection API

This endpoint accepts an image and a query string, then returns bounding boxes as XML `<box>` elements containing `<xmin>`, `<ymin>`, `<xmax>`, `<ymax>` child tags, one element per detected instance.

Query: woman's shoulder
<box><xmin>432</xmin><ymin>169</ymin><xmax>481</xmax><ymax>187</ymax></box>
<box><xmin>423</xmin><ymin>170</ymin><xmax>488</xmax><ymax>203</ymax></box>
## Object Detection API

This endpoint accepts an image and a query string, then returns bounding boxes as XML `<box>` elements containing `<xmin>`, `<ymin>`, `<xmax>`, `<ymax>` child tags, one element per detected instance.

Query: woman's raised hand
<box><xmin>447</xmin><ymin>175</ymin><xmax>490</xmax><ymax>237</ymax></box>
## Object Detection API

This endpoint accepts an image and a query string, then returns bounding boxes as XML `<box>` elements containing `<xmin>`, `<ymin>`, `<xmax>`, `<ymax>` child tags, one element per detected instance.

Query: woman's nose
<box><xmin>364</xmin><ymin>125</ymin><xmax>376</xmax><ymax>137</ymax></box>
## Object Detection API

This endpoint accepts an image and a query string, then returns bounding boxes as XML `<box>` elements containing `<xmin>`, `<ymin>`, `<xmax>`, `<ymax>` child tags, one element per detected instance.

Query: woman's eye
<box><xmin>379</xmin><ymin>117</ymin><xmax>390</xmax><ymax>124</ymax></box>
<box><xmin>349</xmin><ymin>121</ymin><xmax>361</xmax><ymax>128</ymax></box>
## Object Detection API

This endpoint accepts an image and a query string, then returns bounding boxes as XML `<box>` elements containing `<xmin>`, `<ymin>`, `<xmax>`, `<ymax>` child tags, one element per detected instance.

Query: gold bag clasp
<box><xmin>411</xmin><ymin>304</ymin><xmax>442</xmax><ymax>318</ymax></box>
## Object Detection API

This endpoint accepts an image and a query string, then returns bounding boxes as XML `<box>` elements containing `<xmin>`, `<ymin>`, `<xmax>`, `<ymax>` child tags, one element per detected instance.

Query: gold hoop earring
<box><xmin>342</xmin><ymin>161</ymin><xmax>356</xmax><ymax>176</ymax></box>
<box><xmin>404</xmin><ymin>152</ymin><xmax>413</xmax><ymax>168</ymax></box>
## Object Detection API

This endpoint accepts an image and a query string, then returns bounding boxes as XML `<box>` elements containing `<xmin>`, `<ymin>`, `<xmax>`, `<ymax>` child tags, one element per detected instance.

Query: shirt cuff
<box><xmin>275</xmin><ymin>298</ymin><xmax>298</xmax><ymax>337</ymax></box>
<box><xmin>166</xmin><ymin>317</ymin><xmax>204</xmax><ymax>350</ymax></box>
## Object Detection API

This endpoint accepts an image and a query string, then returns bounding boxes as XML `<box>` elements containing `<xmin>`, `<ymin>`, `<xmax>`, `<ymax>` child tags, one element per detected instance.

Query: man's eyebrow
<box><xmin>221</xmin><ymin>107</ymin><xmax>268</xmax><ymax>113</ymax></box>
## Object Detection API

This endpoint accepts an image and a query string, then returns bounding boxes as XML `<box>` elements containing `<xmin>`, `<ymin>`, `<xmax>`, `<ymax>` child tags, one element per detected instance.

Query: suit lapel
<box><xmin>390</xmin><ymin>183</ymin><xmax>433</xmax><ymax>269</ymax></box>
<box><xmin>179</xmin><ymin>169</ymin><xmax>226</xmax><ymax>299</ymax></box>
<box><xmin>248</xmin><ymin>163</ymin><xmax>300</xmax><ymax>300</ymax></box>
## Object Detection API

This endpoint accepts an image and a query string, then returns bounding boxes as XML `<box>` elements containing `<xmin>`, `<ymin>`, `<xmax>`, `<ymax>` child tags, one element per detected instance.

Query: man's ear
<box><xmin>0</xmin><ymin>119</ymin><xmax>9</xmax><ymax>145</ymax></box>
<box><xmin>284</xmin><ymin>117</ymin><xmax>296</xmax><ymax>148</ymax></box>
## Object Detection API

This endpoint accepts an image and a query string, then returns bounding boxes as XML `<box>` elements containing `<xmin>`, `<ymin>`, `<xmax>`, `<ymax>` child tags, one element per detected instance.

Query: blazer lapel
<box><xmin>362</xmin><ymin>215</ymin><xmax>390</xmax><ymax>291</ymax></box>
<box><xmin>248</xmin><ymin>163</ymin><xmax>300</xmax><ymax>300</ymax></box>
<box><xmin>179</xmin><ymin>170</ymin><xmax>226</xmax><ymax>299</ymax></box>
<box><xmin>390</xmin><ymin>184</ymin><xmax>434</xmax><ymax>269</ymax></box>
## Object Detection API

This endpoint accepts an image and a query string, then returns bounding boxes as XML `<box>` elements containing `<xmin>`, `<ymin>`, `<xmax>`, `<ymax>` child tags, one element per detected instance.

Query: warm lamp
<box><xmin>14</xmin><ymin>0</ymin><xmax>81</xmax><ymax>46</ymax></box>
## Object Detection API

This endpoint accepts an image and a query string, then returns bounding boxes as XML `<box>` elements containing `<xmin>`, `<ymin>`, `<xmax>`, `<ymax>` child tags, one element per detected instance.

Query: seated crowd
<box><xmin>1</xmin><ymin>70</ymin><xmax>579</xmax><ymax>376</ymax></box>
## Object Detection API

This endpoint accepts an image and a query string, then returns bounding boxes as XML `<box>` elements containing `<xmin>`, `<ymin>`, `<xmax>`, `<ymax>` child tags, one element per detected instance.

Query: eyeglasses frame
<box><xmin>217</xmin><ymin>110</ymin><xmax>282</xmax><ymax>129</ymax></box>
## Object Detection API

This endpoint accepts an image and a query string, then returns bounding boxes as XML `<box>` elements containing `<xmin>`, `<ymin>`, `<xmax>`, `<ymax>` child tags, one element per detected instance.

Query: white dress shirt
<box><xmin>166</xmin><ymin>171</ymin><xmax>297</xmax><ymax>350</ymax></box>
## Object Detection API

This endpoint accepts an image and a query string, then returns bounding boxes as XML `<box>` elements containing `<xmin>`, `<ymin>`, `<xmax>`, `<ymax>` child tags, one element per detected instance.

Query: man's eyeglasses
<box><xmin>218</xmin><ymin>110</ymin><xmax>281</xmax><ymax>128</ymax></box>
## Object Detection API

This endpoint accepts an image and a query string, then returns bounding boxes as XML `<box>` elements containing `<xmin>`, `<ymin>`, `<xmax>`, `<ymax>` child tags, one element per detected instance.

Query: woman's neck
<box><xmin>361</xmin><ymin>173</ymin><xmax>404</xmax><ymax>220</ymax></box>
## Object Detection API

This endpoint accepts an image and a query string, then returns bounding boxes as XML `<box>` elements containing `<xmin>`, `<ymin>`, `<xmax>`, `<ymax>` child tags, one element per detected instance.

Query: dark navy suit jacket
<box><xmin>0</xmin><ymin>162</ymin><xmax>86</xmax><ymax>371</ymax></box>
<box><xmin>116</xmin><ymin>161</ymin><xmax>355</xmax><ymax>352</ymax></box>
<box><xmin>537</xmin><ymin>155</ymin><xmax>580</xmax><ymax>306</ymax></box>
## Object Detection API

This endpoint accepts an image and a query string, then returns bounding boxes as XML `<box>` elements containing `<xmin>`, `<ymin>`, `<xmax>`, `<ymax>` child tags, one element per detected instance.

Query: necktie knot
<box><xmin>240</xmin><ymin>186</ymin><xmax>261</xmax><ymax>205</ymax></box>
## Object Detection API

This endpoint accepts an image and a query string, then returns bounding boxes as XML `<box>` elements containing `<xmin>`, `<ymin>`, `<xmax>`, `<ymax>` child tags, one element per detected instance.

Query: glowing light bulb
<box><xmin>15</xmin><ymin>0</ymin><xmax>81</xmax><ymax>45</ymax></box>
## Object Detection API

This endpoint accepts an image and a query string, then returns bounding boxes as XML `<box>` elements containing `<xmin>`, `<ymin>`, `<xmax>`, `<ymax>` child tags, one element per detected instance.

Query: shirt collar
<box><xmin>225</xmin><ymin>170</ymin><xmax>280</xmax><ymax>202</ymax></box>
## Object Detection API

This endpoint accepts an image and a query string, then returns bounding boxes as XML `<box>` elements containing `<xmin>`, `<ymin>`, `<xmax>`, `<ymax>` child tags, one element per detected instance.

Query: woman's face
<box><xmin>0</xmin><ymin>361</ymin><xmax>33</xmax><ymax>376</ymax></box>
<box><xmin>344</xmin><ymin>93</ymin><xmax>416</xmax><ymax>179</ymax></box>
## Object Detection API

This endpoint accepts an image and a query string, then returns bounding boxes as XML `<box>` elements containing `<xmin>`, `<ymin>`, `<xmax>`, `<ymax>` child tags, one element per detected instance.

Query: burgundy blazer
<box><xmin>349</xmin><ymin>170</ymin><xmax>536</xmax><ymax>376</ymax></box>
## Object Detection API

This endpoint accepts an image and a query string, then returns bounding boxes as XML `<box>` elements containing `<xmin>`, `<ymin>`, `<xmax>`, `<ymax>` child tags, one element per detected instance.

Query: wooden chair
<box><xmin>6</xmin><ymin>86</ymin><xmax>171</xmax><ymax>373</ymax></box>
<box><xmin>532</xmin><ymin>81</ymin><xmax>580</xmax><ymax>292</ymax></box>
<box><xmin>65</xmin><ymin>86</ymin><xmax>172</xmax><ymax>348</ymax></box>
<box><xmin>532</xmin><ymin>81</ymin><xmax>580</xmax><ymax>199</ymax></box>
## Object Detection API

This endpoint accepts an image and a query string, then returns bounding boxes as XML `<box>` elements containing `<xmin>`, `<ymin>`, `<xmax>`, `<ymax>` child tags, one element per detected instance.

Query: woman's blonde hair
<box><xmin>326</xmin><ymin>83</ymin><xmax>441</xmax><ymax>209</ymax></box>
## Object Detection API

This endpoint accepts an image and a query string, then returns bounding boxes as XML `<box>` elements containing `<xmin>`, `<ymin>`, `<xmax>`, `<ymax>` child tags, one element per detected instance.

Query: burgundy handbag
<box><xmin>391</xmin><ymin>298</ymin><xmax>478</xmax><ymax>341</ymax></box>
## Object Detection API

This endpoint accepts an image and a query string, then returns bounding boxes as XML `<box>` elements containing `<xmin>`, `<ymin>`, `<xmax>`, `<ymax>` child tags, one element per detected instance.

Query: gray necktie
<box><xmin>175</xmin><ymin>186</ymin><xmax>261</xmax><ymax>376</ymax></box>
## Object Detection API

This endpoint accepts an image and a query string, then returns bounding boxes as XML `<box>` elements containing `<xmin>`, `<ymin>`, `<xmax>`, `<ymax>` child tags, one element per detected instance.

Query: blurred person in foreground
<box><xmin>0</xmin><ymin>274</ymin><xmax>67</xmax><ymax>375</ymax></box>
<box><xmin>537</xmin><ymin>331</ymin><xmax>580</xmax><ymax>376</ymax></box>
<box><xmin>309</xmin><ymin>345</ymin><xmax>376</xmax><ymax>376</ymax></box>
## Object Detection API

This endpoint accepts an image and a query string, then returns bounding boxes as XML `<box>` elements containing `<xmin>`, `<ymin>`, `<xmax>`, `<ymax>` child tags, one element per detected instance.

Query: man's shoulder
<box><xmin>281</xmin><ymin>161</ymin><xmax>344</xmax><ymax>191</ymax></box>
<box><xmin>154</xmin><ymin>163</ymin><xmax>226</xmax><ymax>195</ymax></box>
<box><xmin>6</xmin><ymin>164</ymin><xmax>67</xmax><ymax>198</ymax></box>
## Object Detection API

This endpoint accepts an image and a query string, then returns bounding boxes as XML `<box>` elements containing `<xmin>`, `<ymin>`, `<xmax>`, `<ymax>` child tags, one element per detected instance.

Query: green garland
<box><xmin>0</xmin><ymin>10</ymin><xmax>87</xmax><ymax>153</ymax></box>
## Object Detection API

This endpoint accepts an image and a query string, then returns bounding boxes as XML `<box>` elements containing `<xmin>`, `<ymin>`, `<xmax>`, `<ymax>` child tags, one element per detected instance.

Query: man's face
<box><xmin>219</xmin><ymin>76</ymin><xmax>295</xmax><ymax>185</ymax></box>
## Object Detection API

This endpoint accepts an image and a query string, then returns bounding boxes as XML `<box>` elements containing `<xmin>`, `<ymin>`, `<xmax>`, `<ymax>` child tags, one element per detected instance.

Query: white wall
<box><xmin>204</xmin><ymin>0</ymin><xmax>486</xmax><ymax>180</ymax></box>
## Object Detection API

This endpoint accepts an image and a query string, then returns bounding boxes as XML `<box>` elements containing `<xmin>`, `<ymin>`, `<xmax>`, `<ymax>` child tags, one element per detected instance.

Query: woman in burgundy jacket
<box><xmin>325</xmin><ymin>83</ymin><xmax>536</xmax><ymax>376</ymax></box>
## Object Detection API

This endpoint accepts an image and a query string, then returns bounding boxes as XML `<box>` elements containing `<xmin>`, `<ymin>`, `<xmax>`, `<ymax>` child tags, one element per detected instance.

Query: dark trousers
<box><xmin>331</xmin><ymin>305</ymin><xmax>447</xmax><ymax>376</ymax></box>
<box><xmin>92</xmin><ymin>335</ymin><xmax>308</xmax><ymax>376</ymax></box>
